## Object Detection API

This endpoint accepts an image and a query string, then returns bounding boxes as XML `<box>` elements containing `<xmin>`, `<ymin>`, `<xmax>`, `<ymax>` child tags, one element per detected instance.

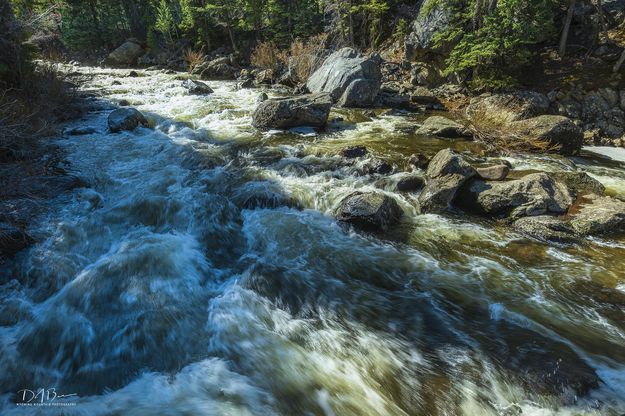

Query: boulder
<box><xmin>550</xmin><ymin>171</ymin><xmax>605</xmax><ymax>198</ymax></box>
<box><xmin>252</xmin><ymin>93</ymin><xmax>332</xmax><ymax>129</ymax></box>
<box><xmin>407</xmin><ymin>153</ymin><xmax>430</xmax><ymax>169</ymax></box>
<box><xmin>335</xmin><ymin>192</ymin><xmax>403</xmax><ymax>230</ymax></box>
<box><xmin>513</xmin><ymin>215</ymin><xmax>577</xmax><ymax>243</ymax></box>
<box><xmin>466</xmin><ymin>91</ymin><xmax>550</xmax><ymax>122</ymax></box>
<box><xmin>108</xmin><ymin>108</ymin><xmax>148</xmax><ymax>132</ymax></box>
<box><xmin>511</xmin><ymin>115</ymin><xmax>583</xmax><ymax>155</ymax></box>
<box><xmin>476</xmin><ymin>165</ymin><xmax>510</xmax><ymax>181</ymax></box>
<box><xmin>193</xmin><ymin>57</ymin><xmax>237</xmax><ymax>80</ymax></box>
<box><xmin>341</xmin><ymin>145</ymin><xmax>368</xmax><ymax>158</ymax></box>
<box><xmin>416</xmin><ymin>116</ymin><xmax>471</xmax><ymax>138</ymax></box>
<box><xmin>405</xmin><ymin>6</ymin><xmax>450</xmax><ymax>61</ymax></box>
<box><xmin>364</xmin><ymin>158</ymin><xmax>393</xmax><ymax>175</ymax></box>
<box><xmin>306</xmin><ymin>48</ymin><xmax>381</xmax><ymax>107</ymax></box>
<box><xmin>0</xmin><ymin>222</ymin><xmax>32</xmax><ymax>255</ymax></box>
<box><xmin>182</xmin><ymin>79</ymin><xmax>213</xmax><ymax>95</ymax></box>
<box><xmin>418</xmin><ymin>148</ymin><xmax>476</xmax><ymax>213</ymax></box>
<box><xmin>396</xmin><ymin>175</ymin><xmax>425</xmax><ymax>192</ymax></box>
<box><xmin>455</xmin><ymin>173</ymin><xmax>574</xmax><ymax>219</ymax></box>
<box><xmin>570</xmin><ymin>194</ymin><xmax>625</xmax><ymax>236</ymax></box>
<box><xmin>66</xmin><ymin>127</ymin><xmax>97</xmax><ymax>136</ymax></box>
<box><xmin>106</xmin><ymin>40</ymin><xmax>144</xmax><ymax>66</ymax></box>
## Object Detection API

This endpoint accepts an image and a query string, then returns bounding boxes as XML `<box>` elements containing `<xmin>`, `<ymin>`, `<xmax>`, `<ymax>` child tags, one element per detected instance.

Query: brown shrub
<box><xmin>286</xmin><ymin>33</ymin><xmax>328</xmax><ymax>83</ymax></box>
<box><xmin>183</xmin><ymin>47</ymin><xmax>207</xmax><ymax>73</ymax></box>
<box><xmin>466</xmin><ymin>108</ymin><xmax>561</xmax><ymax>154</ymax></box>
<box><xmin>250</xmin><ymin>41</ymin><xmax>282</xmax><ymax>72</ymax></box>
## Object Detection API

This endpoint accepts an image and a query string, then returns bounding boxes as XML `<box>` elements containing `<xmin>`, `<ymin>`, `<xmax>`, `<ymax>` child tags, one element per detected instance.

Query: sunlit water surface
<box><xmin>1</xmin><ymin>66</ymin><xmax>625</xmax><ymax>415</ymax></box>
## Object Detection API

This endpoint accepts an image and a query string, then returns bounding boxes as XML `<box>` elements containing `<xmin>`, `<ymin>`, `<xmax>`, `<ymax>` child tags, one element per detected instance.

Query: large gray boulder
<box><xmin>306</xmin><ymin>48</ymin><xmax>381</xmax><ymax>107</ymax></box>
<box><xmin>107</xmin><ymin>40</ymin><xmax>144</xmax><ymax>66</ymax></box>
<box><xmin>252</xmin><ymin>93</ymin><xmax>333</xmax><ymax>129</ymax></box>
<box><xmin>416</xmin><ymin>116</ymin><xmax>471</xmax><ymax>138</ymax></box>
<box><xmin>193</xmin><ymin>56</ymin><xmax>237</xmax><ymax>80</ymax></box>
<box><xmin>511</xmin><ymin>115</ymin><xmax>584</xmax><ymax>155</ymax></box>
<box><xmin>418</xmin><ymin>148</ymin><xmax>476</xmax><ymax>213</ymax></box>
<box><xmin>335</xmin><ymin>191</ymin><xmax>403</xmax><ymax>230</ymax></box>
<box><xmin>108</xmin><ymin>108</ymin><xmax>148</xmax><ymax>132</ymax></box>
<box><xmin>455</xmin><ymin>173</ymin><xmax>574</xmax><ymax>219</ymax></box>
<box><xmin>182</xmin><ymin>79</ymin><xmax>213</xmax><ymax>95</ymax></box>
<box><xmin>405</xmin><ymin>6</ymin><xmax>450</xmax><ymax>61</ymax></box>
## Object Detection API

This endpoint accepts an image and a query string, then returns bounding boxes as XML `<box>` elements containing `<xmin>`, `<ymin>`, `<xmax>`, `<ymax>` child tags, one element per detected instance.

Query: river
<box><xmin>1</xmin><ymin>65</ymin><xmax>625</xmax><ymax>415</ymax></box>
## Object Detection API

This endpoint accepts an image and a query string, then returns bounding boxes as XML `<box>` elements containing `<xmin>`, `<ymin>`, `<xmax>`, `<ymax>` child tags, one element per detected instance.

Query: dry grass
<box><xmin>183</xmin><ymin>47</ymin><xmax>207</xmax><ymax>73</ymax></box>
<box><xmin>465</xmin><ymin>108</ymin><xmax>561</xmax><ymax>154</ymax></box>
<box><xmin>285</xmin><ymin>33</ymin><xmax>328</xmax><ymax>82</ymax></box>
<box><xmin>250</xmin><ymin>41</ymin><xmax>283</xmax><ymax>72</ymax></box>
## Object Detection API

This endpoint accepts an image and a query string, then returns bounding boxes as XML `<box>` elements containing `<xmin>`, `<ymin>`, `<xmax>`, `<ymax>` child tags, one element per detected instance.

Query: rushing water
<box><xmin>1</xmin><ymin>66</ymin><xmax>625</xmax><ymax>415</ymax></box>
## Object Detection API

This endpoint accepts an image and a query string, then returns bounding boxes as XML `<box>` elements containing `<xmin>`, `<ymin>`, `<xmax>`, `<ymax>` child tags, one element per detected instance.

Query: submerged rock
<box><xmin>335</xmin><ymin>191</ymin><xmax>403</xmax><ymax>230</ymax></box>
<box><xmin>108</xmin><ymin>108</ymin><xmax>148</xmax><ymax>132</ymax></box>
<box><xmin>252</xmin><ymin>93</ymin><xmax>333</xmax><ymax>129</ymax></box>
<box><xmin>182</xmin><ymin>79</ymin><xmax>214</xmax><ymax>95</ymax></box>
<box><xmin>0</xmin><ymin>222</ymin><xmax>32</xmax><ymax>255</ymax></box>
<box><xmin>306</xmin><ymin>48</ymin><xmax>381</xmax><ymax>107</ymax></box>
<box><xmin>407</xmin><ymin>153</ymin><xmax>430</xmax><ymax>169</ymax></box>
<box><xmin>341</xmin><ymin>145</ymin><xmax>368</xmax><ymax>158</ymax></box>
<box><xmin>364</xmin><ymin>158</ymin><xmax>393</xmax><ymax>175</ymax></box>
<box><xmin>511</xmin><ymin>115</ymin><xmax>583</xmax><ymax>155</ymax></box>
<box><xmin>418</xmin><ymin>148</ymin><xmax>476</xmax><ymax>213</ymax></box>
<box><xmin>455</xmin><ymin>173</ymin><xmax>573</xmax><ymax>219</ymax></box>
<box><xmin>416</xmin><ymin>116</ymin><xmax>471</xmax><ymax>138</ymax></box>
<box><xmin>66</xmin><ymin>127</ymin><xmax>97</xmax><ymax>136</ymax></box>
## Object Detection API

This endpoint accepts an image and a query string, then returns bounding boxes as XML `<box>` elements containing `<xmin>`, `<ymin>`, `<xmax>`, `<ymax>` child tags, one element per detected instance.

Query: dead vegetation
<box><xmin>465</xmin><ymin>108</ymin><xmax>561</xmax><ymax>154</ymax></box>
<box><xmin>183</xmin><ymin>47</ymin><xmax>207</xmax><ymax>73</ymax></box>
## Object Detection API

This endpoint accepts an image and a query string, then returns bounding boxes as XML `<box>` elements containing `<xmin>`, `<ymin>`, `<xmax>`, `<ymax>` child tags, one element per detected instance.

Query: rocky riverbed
<box><xmin>1</xmin><ymin>64</ymin><xmax>625</xmax><ymax>415</ymax></box>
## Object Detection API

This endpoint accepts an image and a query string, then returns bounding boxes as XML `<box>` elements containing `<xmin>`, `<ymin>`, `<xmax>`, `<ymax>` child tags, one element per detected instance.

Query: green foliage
<box><xmin>429</xmin><ymin>0</ymin><xmax>556</xmax><ymax>88</ymax></box>
<box><xmin>154</xmin><ymin>0</ymin><xmax>175</xmax><ymax>45</ymax></box>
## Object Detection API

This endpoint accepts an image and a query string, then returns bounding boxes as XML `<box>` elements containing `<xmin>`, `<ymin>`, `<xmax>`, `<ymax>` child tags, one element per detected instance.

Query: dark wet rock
<box><xmin>550</xmin><ymin>171</ymin><xmax>605</xmax><ymax>198</ymax></box>
<box><xmin>341</xmin><ymin>145</ymin><xmax>368</xmax><ymax>158</ymax></box>
<box><xmin>335</xmin><ymin>191</ymin><xmax>403</xmax><ymax>230</ymax></box>
<box><xmin>363</xmin><ymin>110</ymin><xmax>376</xmax><ymax>118</ymax></box>
<box><xmin>256</xmin><ymin>92</ymin><xmax>268</xmax><ymax>104</ymax></box>
<box><xmin>66</xmin><ymin>127</ymin><xmax>97</xmax><ymax>136</ymax></box>
<box><xmin>232</xmin><ymin>181</ymin><xmax>300</xmax><ymax>210</ymax></box>
<box><xmin>253</xmin><ymin>69</ymin><xmax>275</xmax><ymax>86</ymax></box>
<box><xmin>455</xmin><ymin>173</ymin><xmax>574</xmax><ymax>219</ymax></box>
<box><xmin>193</xmin><ymin>56</ymin><xmax>237</xmax><ymax>80</ymax></box>
<box><xmin>118</xmin><ymin>99</ymin><xmax>130</xmax><ymax>106</ymax></box>
<box><xmin>513</xmin><ymin>215</ymin><xmax>577</xmax><ymax>243</ymax></box>
<box><xmin>107</xmin><ymin>108</ymin><xmax>148</xmax><ymax>132</ymax></box>
<box><xmin>418</xmin><ymin>148</ymin><xmax>476</xmax><ymax>213</ymax></box>
<box><xmin>111</xmin><ymin>80</ymin><xmax>122</xmax><ymax>85</ymax></box>
<box><xmin>407</xmin><ymin>153</ymin><xmax>430</xmax><ymax>169</ymax></box>
<box><xmin>511</xmin><ymin>115</ymin><xmax>583</xmax><ymax>155</ymax></box>
<box><xmin>570</xmin><ymin>194</ymin><xmax>625</xmax><ymax>236</ymax></box>
<box><xmin>396</xmin><ymin>175</ymin><xmax>425</xmax><ymax>192</ymax></box>
<box><xmin>239</xmin><ymin>77</ymin><xmax>254</xmax><ymax>89</ymax></box>
<box><xmin>374</xmin><ymin>91</ymin><xmax>411</xmax><ymax>109</ymax></box>
<box><xmin>182</xmin><ymin>79</ymin><xmax>213</xmax><ymax>95</ymax></box>
<box><xmin>106</xmin><ymin>40</ymin><xmax>144</xmax><ymax>66</ymax></box>
<box><xmin>416</xmin><ymin>116</ymin><xmax>471</xmax><ymax>138</ymax></box>
<box><xmin>306</xmin><ymin>48</ymin><xmax>381</xmax><ymax>107</ymax></box>
<box><xmin>252</xmin><ymin>93</ymin><xmax>333</xmax><ymax>129</ymax></box>
<box><xmin>365</xmin><ymin>158</ymin><xmax>393</xmax><ymax>175</ymax></box>
<box><xmin>128</xmin><ymin>70</ymin><xmax>139</xmax><ymax>77</ymax></box>
<box><xmin>476</xmin><ymin>165</ymin><xmax>510</xmax><ymax>181</ymax></box>
<box><xmin>0</xmin><ymin>222</ymin><xmax>32</xmax><ymax>255</ymax></box>
<box><xmin>466</xmin><ymin>91</ymin><xmax>550</xmax><ymax>122</ymax></box>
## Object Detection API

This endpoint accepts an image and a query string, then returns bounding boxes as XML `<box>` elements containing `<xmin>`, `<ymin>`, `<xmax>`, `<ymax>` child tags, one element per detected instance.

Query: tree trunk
<box><xmin>473</xmin><ymin>0</ymin><xmax>484</xmax><ymax>30</ymax></box>
<box><xmin>595</xmin><ymin>0</ymin><xmax>610</xmax><ymax>43</ymax></box>
<box><xmin>559</xmin><ymin>0</ymin><xmax>576</xmax><ymax>57</ymax></box>
<box><xmin>227</xmin><ymin>24</ymin><xmax>238</xmax><ymax>52</ymax></box>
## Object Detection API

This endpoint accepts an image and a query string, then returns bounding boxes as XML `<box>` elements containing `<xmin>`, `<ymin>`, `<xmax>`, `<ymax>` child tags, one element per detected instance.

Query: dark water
<box><xmin>1</xmin><ymin>66</ymin><xmax>625</xmax><ymax>415</ymax></box>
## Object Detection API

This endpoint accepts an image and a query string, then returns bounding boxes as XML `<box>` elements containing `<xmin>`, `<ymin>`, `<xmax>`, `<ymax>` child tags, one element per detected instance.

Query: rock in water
<box><xmin>511</xmin><ymin>115</ymin><xmax>583</xmax><ymax>155</ymax></box>
<box><xmin>306</xmin><ymin>48</ymin><xmax>381</xmax><ymax>108</ymax></box>
<box><xmin>252</xmin><ymin>93</ymin><xmax>332</xmax><ymax>129</ymax></box>
<box><xmin>335</xmin><ymin>192</ymin><xmax>403</xmax><ymax>230</ymax></box>
<box><xmin>570</xmin><ymin>194</ymin><xmax>625</xmax><ymax>236</ymax></box>
<box><xmin>455</xmin><ymin>173</ymin><xmax>574</xmax><ymax>219</ymax></box>
<box><xmin>476</xmin><ymin>165</ymin><xmax>510</xmax><ymax>181</ymax></box>
<box><xmin>550</xmin><ymin>171</ymin><xmax>605</xmax><ymax>198</ymax></box>
<box><xmin>106</xmin><ymin>40</ymin><xmax>144</xmax><ymax>66</ymax></box>
<box><xmin>513</xmin><ymin>215</ymin><xmax>577</xmax><ymax>243</ymax></box>
<box><xmin>182</xmin><ymin>79</ymin><xmax>214</xmax><ymax>95</ymax></box>
<box><xmin>416</xmin><ymin>116</ymin><xmax>471</xmax><ymax>138</ymax></box>
<box><xmin>396</xmin><ymin>175</ymin><xmax>425</xmax><ymax>192</ymax></box>
<box><xmin>418</xmin><ymin>148</ymin><xmax>476</xmax><ymax>213</ymax></box>
<box><xmin>108</xmin><ymin>108</ymin><xmax>148</xmax><ymax>132</ymax></box>
<box><xmin>341</xmin><ymin>145</ymin><xmax>368</xmax><ymax>158</ymax></box>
